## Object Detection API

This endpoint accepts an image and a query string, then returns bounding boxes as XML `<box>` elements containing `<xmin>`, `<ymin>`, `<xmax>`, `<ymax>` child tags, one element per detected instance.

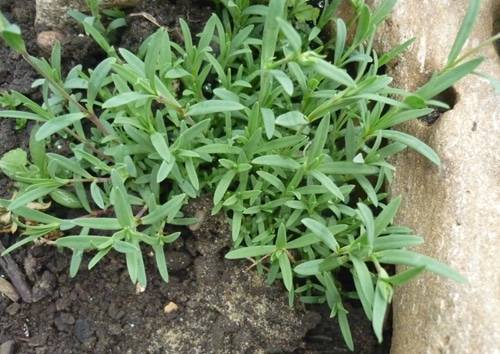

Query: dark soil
<box><xmin>0</xmin><ymin>1</ymin><xmax>390</xmax><ymax>353</ymax></box>
<box><xmin>0</xmin><ymin>202</ymin><xmax>317</xmax><ymax>354</ymax></box>
<box><xmin>0</xmin><ymin>198</ymin><xmax>386</xmax><ymax>354</ymax></box>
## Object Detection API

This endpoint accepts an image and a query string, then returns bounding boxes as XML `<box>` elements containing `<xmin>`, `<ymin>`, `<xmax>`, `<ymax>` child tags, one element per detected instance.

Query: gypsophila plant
<box><xmin>0</xmin><ymin>0</ymin><xmax>495</xmax><ymax>349</ymax></box>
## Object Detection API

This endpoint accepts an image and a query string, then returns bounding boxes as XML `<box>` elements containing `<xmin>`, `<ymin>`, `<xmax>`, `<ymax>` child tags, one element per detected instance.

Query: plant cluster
<box><xmin>0</xmin><ymin>0</ymin><xmax>494</xmax><ymax>349</ymax></box>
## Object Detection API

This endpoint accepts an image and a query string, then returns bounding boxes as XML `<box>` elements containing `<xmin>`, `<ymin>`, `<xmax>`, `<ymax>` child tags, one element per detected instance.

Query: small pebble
<box><xmin>135</xmin><ymin>283</ymin><xmax>146</xmax><ymax>294</ymax></box>
<box><xmin>0</xmin><ymin>278</ymin><xmax>20</xmax><ymax>302</ymax></box>
<box><xmin>188</xmin><ymin>209</ymin><xmax>207</xmax><ymax>231</ymax></box>
<box><xmin>164</xmin><ymin>301</ymin><xmax>179</xmax><ymax>314</ymax></box>
<box><xmin>36</xmin><ymin>31</ymin><xmax>64</xmax><ymax>54</ymax></box>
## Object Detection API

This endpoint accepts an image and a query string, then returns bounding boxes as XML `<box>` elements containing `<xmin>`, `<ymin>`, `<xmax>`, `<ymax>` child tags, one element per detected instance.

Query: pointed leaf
<box><xmin>187</xmin><ymin>100</ymin><xmax>245</xmax><ymax>116</ymax></box>
<box><xmin>301</xmin><ymin>218</ymin><xmax>339</xmax><ymax>252</ymax></box>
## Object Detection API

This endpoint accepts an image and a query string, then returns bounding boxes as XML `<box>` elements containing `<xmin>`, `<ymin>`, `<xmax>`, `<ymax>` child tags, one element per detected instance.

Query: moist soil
<box><xmin>0</xmin><ymin>1</ymin><xmax>390</xmax><ymax>353</ymax></box>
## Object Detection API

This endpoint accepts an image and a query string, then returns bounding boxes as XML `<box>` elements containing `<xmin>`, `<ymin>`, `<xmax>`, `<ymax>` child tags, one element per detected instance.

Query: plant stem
<box><xmin>22</xmin><ymin>53</ymin><xmax>111</xmax><ymax>135</ymax></box>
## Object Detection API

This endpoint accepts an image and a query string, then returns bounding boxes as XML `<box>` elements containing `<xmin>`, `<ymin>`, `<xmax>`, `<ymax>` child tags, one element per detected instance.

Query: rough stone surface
<box><xmin>35</xmin><ymin>0</ymin><xmax>140</xmax><ymax>29</ymax></box>
<box><xmin>368</xmin><ymin>1</ymin><xmax>500</xmax><ymax>353</ymax></box>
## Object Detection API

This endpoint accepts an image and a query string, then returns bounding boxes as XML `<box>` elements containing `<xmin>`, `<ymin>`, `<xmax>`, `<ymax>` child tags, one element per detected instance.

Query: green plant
<box><xmin>69</xmin><ymin>0</ymin><xmax>128</xmax><ymax>45</ymax></box>
<box><xmin>0</xmin><ymin>0</ymin><xmax>493</xmax><ymax>349</ymax></box>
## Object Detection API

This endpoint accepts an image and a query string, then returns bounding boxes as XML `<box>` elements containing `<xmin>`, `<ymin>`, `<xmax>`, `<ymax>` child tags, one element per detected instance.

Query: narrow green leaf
<box><xmin>275</xmin><ymin>111</ymin><xmax>308</xmax><ymax>127</ymax></box>
<box><xmin>50</xmin><ymin>189</ymin><xmax>82</xmax><ymax>209</ymax></box>
<box><xmin>373</xmin><ymin>234</ymin><xmax>423</xmax><ymax>251</ymax></box>
<box><xmin>187</xmin><ymin>100</ymin><xmax>245</xmax><ymax>116</ymax></box>
<box><xmin>1</xmin><ymin>235</ymin><xmax>41</xmax><ymax>255</ymax></box>
<box><xmin>56</xmin><ymin>235</ymin><xmax>111</xmax><ymax>250</ymax></box>
<box><xmin>113</xmin><ymin>240</ymin><xmax>140</xmax><ymax>254</ymax></box>
<box><xmin>319</xmin><ymin>161</ymin><xmax>378</xmax><ymax>175</ymax></box>
<box><xmin>71</xmin><ymin>218</ymin><xmax>122</xmax><ymax>230</ymax></box>
<box><xmin>195</xmin><ymin>144</ymin><xmax>241</xmax><ymax>155</ymax></box>
<box><xmin>287</xmin><ymin>225</ymin><xmax>348</xmax><ymax>249</ymax></box>
<box><xmin>213</xmin><ymin>170</ymin><xmax>236</xmax><ymax>205</ymax></box>
<box><xmin>111</xmin><ymin>187</ymin><xmax>133</xmax><ymax>228</ymax></box>
<box><xmin>252</xmin><ymin>155</ymin><xmax>301</xmax><ymax>170</ymax></box>
<box><xmin>372</xmin><ymin>279</ymin><xmax>390</xmax><ymax>343</ymax></box>
<box><xmin>301</xmin><ymin>218</ymin><xmax>339</xmax><ymax>252</ymax></box>
<box><xmin>447</xmin><ymin>0</ymin><xmax>480</xmax><ymax>64</ymax></box>
<box><xmin>150</xmin><ymin>132</ymin><xmax>172</xmax><ymax>161</ymax></box>
<box><xmin>125</xmin><ymin>251</ymin><xmax>138</xmax><ymax>284</ymax></box>
<box><xmin>142</xmin><ymin>194</ymin><xmax>186</xmax><ymax>225</ymax></box>
<box><xmin>256</xmin><ymin>170</ymin><xmax>285</xmax><ymax>192</ymax></box>
<box><xmin>82</xmin><ymin>19</ymin><xmax>113</xmax><ymax>54</ymax></box>
<box><xmin>378</xmin><ymin>38</ymin><xmax>415</xmax><ymax>66</ymax></box>
<box><xmin>69</xmin><ymin>250</ymin><xmax>83</xmax><ymax>277</ymax></box>
<box><xmin>318</xmin><ymin>0</ymin><xmax>342</xmax><ymax>28</ymax></box>
<box><xmin>88</xmin><ymin>57</ymin><xmax>115</xmax><ymax>110</ymax></box>
<box><xmin>8</xmin><ymin>182</ymin><xmax>60</xmax><ymax>210</ymax></box>
<box><xmin>310</xmin><ymin>170</ymin><xmax>344</xmax><ymax>201</ymax></box>
<box><xmin>278</xmin><ymin>252</ymin><xmax>293</xmax><ymax>292</ymax></box>
<box><xmin>350</xmin><ymin>256</ymin><xmax>374</xmax><ymax>307</ymax></box>
<box><xmin>276</xmin><ymin>17</ymin><xmax>301</xmax><ymax>52</ymax></box>
<box><xmin>47</xmin><ymin>153</ymin><xmax>93</xmax><ymax>178</ymax></box>
<box><xmin>293</xmin><ymin>259</ymin><xmax>323</xmax><ymax>276</ymax></box>
<box><xmin>417</xmin><ymin>58</ymin><xmax>483</xmax><ymax>99</ymax></box>
<box><xmin>157</xmin><ymin>160</ymin><xmax>175</xmax><ymax>183</ymax></box>
<box><xmin>185</xmin><ymin>158</ymin><xmax>199</xmax><ymax>191</ymax></box>
<box><xmin>355</xmin><ymin>175</ymin><xmax>379</xmax><ymax>207</ymax></box>
<box><xmin>375</xmin><ymin>108</ymin><xmax>434</xmax><ymax>130</ymax></box>
<box><xmin>374</xmin><ymin>196</ymin><xmax>401</xmax><ymax>236</ymax></box>
<box><xmin>88</xmin><ymin>248</ymin><xmax>111</xmax><ymax>270</ymax></box>
<box><xmin>379</xmin><ymin>130</ymin><xmax>440</xmax><ymax>166</ymax></box>
<box><xmin>386</xmin><ymin>266</ymin><xmax>425</xmax><ymax>286</ymax></box>
<box><xmin>353</xmin><ymin>270</ymin><xmax>373</xmax><ymax>320</ymax></box>
<box><xmin>0</xmin><ymin>14</ymin><xmax>26</xmax><ymax>52</ymax></box>
<box><xmin>276</xmin><ymin>223</ymin><xmax>287</xmax><ymax>249</ymax></box>
<box><xmin>357</xmin><ymin>202</ymin><xmax>375</xmax><ymax>247</ymax></box>
<box><xmin>261</xmin><ymin>108</ymin><xmax>275</xmax><ymax>139</ymax></box>
<box><xmin>337</xmin><ymin>305</ymin><xmax>354</xmax><ymax>351</ymax></box>
<box><xmin>225</xmin><ymin>245</ymin><xmax>276</xmax><ymax>259</ymax></box>
<box><xmin>102</xmin><ymin>92</ymin><xmax>152</xmax><ymax>108</ymax></box>
<box><xmin>313</xmin><ymin>59</ymin><xmax>355</xmax><ymax>87</ymax></box>
<box><xmin>153</xmin><ymin>244</ymin><xmax>169</xmax><ymax>283</ymax></box>
<box><xmin>36</xmin><ymin>113</ymin><xmax>86</xmax><ymax>141</ymax></box>
<box><xmin>334</xmin><ymin>18</ymin><xmax>346</xmax><ymax>64</ymax></box>
<box><xmin>307</xmin><ymin>115</ymin><xmax>330</xmax><ymax>161</ymax></box>
<box><xmin>0</xmin><ymin>110</ymin><xmax>45</xmax><ymax>122</ymax></box>
<box><xmin>376</xmin><ymin>249</ymin><xmax>466</xmax><ymax>283</ymax></box>
<box><xmin>74</xmin><ymin>181</ymin><xmax>91</xmax><ymax>213</ymax></box>
<box><xmin>270</xmin><ymin>69</ymin><xmax>294</xmax><ymax>96</ymax></box>
<box><xmin>232</xmin><ymin>211</ymin><xmax>242</xmax><ymax>242</ymax></box>
<box><xmin>261</xmin><ymin>0</ymin><xmax>286</xmax><ymax>64</ymax></box>
<box><xmin>29</xmin><ymin>125</ymin><xmax>47</xmax><ymax>173</ymax></box>
<box><xmin>90</xmin><ymin>181</ymin><xmax>105</xmax><ymax>209</ymax></box>
<box><xmin>372</xmin><ymin>0</ymin><xmax>397</xmax><ymax>25</ymax></box>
